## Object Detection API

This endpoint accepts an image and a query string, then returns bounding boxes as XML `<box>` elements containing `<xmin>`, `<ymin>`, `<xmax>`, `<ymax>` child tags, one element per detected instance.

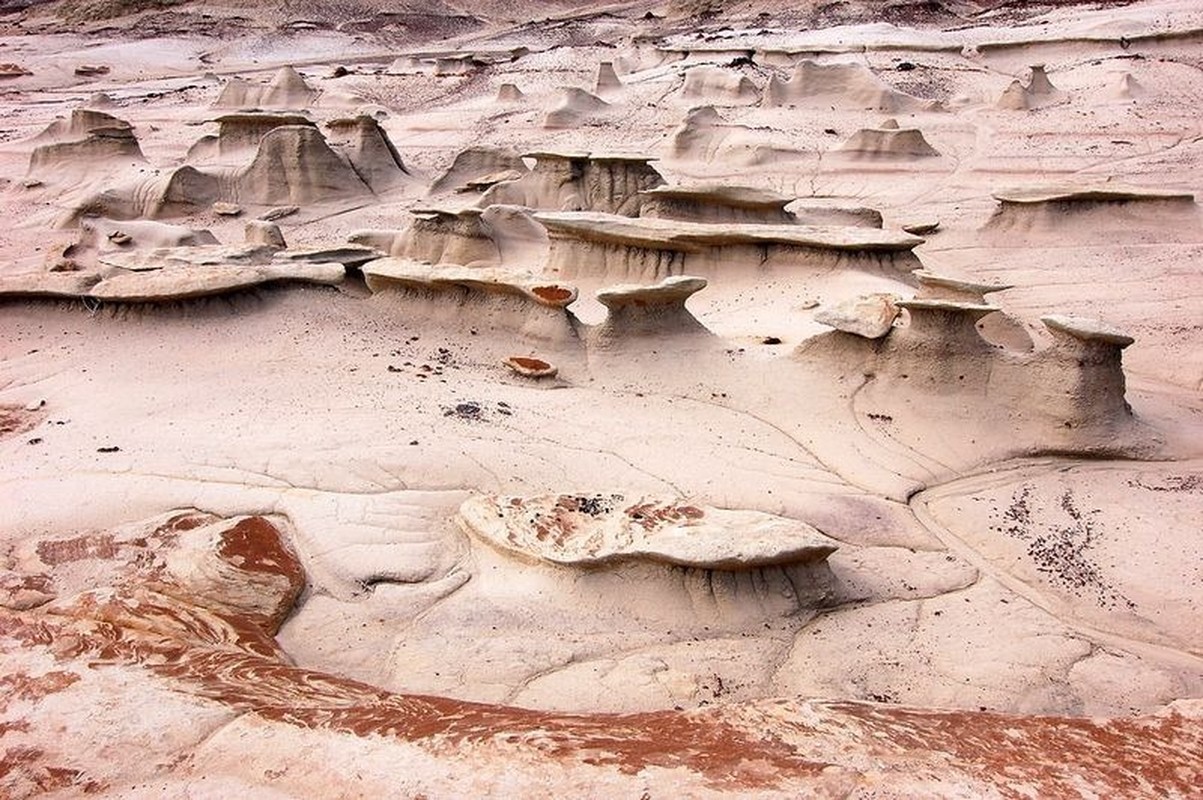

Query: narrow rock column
<box><xmin>1039</xmin><ymin>314</ymin><xmax>1134</xmax><ymax>423</ymax></box>
<box><xmin>594</xmin><ymin>275</ymin><xmax>710</xmax><ymax>344</ymax></box>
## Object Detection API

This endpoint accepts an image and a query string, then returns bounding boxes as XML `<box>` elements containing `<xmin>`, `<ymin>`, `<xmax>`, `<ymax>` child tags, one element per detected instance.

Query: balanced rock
<box><xmin>815</xmin><ymin>293</ymin><xmax>901</xmax><ymax>339</ymax></box>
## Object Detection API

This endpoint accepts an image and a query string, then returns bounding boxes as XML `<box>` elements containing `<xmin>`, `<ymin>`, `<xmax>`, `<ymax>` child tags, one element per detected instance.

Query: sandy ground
<box><xmin>0</xmin><ymin>0</ymin><xmax>1201</xmax><ymax>797</ymax></box>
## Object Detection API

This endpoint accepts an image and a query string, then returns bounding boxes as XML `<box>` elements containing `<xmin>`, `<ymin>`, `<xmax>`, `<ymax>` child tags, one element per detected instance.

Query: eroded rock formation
<box><xmin>639</xmin><ymin>184</ymin><xmax>796</xmax><ymax>224</ymax></box>
<box><xmin>481</xmin><ymin>151</ymin><xmax>665</xmax><ymax>216</ymax></box>
<box><xmin>362</xmin><ymin>258</ymin><xmax>579</xmax><ymax>343</ymax></box>
<box><xmin>593</xmin><ymin>275</ymin><xmax>711</xmax><ymax>343</ymax></box>
<box><xmin>764</xmin><ymin>59</ymin><xmax>937</xmax><ymax>112</ymax></box>
<box><xmin>536</xmin><ymin>211</ymin><xmax>923</xmax><ymax>283</ymax></box>
<box><xmin>215</xmin><ymin>65</ymin><xmax>320</xmax><ymax>109</ymax></box>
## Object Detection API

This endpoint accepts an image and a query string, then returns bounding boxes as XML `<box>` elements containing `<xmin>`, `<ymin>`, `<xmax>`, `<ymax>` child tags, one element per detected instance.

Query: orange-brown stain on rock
<box><xmin>0</xmin><ymin>746</ymin><xmax>104</xmax><ymax>796</ymax></box>
<box><xmin>0</xmin><ymin>670</ymin><xmax>80</xmax><ymax>713</ymax></box>
<box><xmin>0</xmin><ymin>405</ymin><xmax>43</xmax><ymax>440</ymax></box>
<box><xmin>218</xmin><ymin>517</ymin><xmax>304</xmax><ymax>588</ymax></box>
<box><xmin>830</xmin><ymin>702</ymin><xmax>1203</xmax><ymax>799</ymax></box>
<box><xmin>36</xmin><ymin>535</ymin><xmax>119</xmax><ymax>566</ymax></box>
<box><xmin>531</xmin><ymin>285</ymin><xmax>573</xmax><ymax>305</ymax></box>
<box><xmin>625</xmin><ymin>502</ymin><xmax>705</xmax><ymax>531</ymax></box>
<box><xmin>509</xmin><ymin>357</ymin><xmax>551</xmax><ymax>370</ymax></box>
<box><xmin>8</xmin><ymin>514</ymin><xmax>1203</xmax><ymax>798</ymax></box>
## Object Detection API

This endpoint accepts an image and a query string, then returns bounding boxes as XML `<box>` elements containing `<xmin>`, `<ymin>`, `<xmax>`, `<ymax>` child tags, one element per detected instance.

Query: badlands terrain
<box><xmin>1</xmin><ymin>0</ymin><xmax>1202</xmax><ymax>796</ymax></box>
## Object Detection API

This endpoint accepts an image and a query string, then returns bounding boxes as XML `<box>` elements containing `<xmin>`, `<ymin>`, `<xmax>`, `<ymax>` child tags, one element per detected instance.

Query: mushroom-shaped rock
<box><xmin>595</xmin><ymin>275</ymin><xmax>710</xmax><ymax>341</ymax></box>
<box><xmin>1042</xmin><ymin>315</ymin><xmax>1134</xmax><ymax>349</ymax></box>
<box><xmin>815</xmin><ymin>293</ymin><xmax>900</xmax><ymax>339</ymax></box>
<box><xmin>983</xmin><ymin>184</ymin><xmax>1199</xmax><ymax>241</ymax></box>
<box><xmin>894</xmin><ymin>298</ymin><xmax>999</xmax><ymax>352</ymax></box>
<box><xmin>504</xmin><ymin>356</ymin><xmax>558</xmax><ymax>378</ymax></box>
<box><xmin>544</xmin><ymin>88</ymin><xmax>610</xmax><ymax>129</ymax></box>
<box><xmin>464</xmin><ymin>169</ymin><xmax>524</xmax><ymax>192</ymax></box>
<box><xmin>912</xmin><ymin>272</ymin><xmax>1030</xmax><ymax>351</ymax></box>
<box><xmin>457</xmin><ymin>493</ymin><xmax>839</xmax><ymax>569</ymax></box>
<box><xmin>1038</xmin><ymin>315</ymin><xmax>1135</xmax><ymax>424</ymax></box>
<box><xmin>1026</xmin><ymin>65</ymin><xmax>1058</xmax><ymax>96</ymax></box>
<box><xmin>913</xmin><ymin>269</ymin><xmax>1012</xmax><ymax>303</ymax></box>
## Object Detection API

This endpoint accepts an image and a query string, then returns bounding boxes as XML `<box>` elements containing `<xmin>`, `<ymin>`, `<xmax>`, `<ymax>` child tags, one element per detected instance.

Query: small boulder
<box><xmin>213</xmin><ymin>202</ymin><xmax>243</xmax><ymax>217</ymax></box>
<box><xmin>245</xmin><ymin>220</ymin><xmax>287</xmax><ymax>249</ymax></box>
<box><xmin>815</xmin><ymin>293</ymin><xmax>900</xmax><ymax>339</ymax></box>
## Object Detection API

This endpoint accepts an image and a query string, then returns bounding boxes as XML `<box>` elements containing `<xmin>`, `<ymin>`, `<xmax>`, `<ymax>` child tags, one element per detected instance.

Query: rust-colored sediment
<box><xmin>2</xmin><ymin>513</ymin><xmax>1200</xmax><ymax>796</ymax></box>
<box><xmin>508</xmin><ymin>357</ymin><xmax>550</xmax><ymax>370</ymax></box>
<box><xmin>625</xmin><ymin>501</ymin><xmax>705</xmax><ymax>531</ymax></box>
<box><xmin>35</xmin><ymin>535</ymin><xmax>120</xmax><ymax>566</ymax></box>
<box><xmin>530</xmin><ymin>285</ymin><xmax>573</xmax><ymax>305</ymax></box>
<box><xmin>0</xmin><ymin>406</ymin><xmax>43</xmax><ymax>439</ymax></box>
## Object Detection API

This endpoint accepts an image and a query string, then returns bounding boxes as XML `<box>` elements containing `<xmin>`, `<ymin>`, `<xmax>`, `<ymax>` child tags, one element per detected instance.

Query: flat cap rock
<box><xmin>1042</xmin><ymin>314</ymin><xmax>1135</xmax><ymax>347</ymax></box>
<box><xmin>596</xmin><ymin>275</ymin><xmax>707</xmax><ymax>309</ymax></box>
<box><xmin>458</xmin><ymin>493</ymin><xmax>839</xmax><ymax>569</ymax></box>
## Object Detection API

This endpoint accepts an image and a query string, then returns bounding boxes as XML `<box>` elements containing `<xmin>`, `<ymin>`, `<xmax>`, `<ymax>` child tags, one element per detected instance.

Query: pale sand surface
<box><xmin>0</xmin><ymin>0</ymin><xmax>1201</xmax><ymax>796</ymax></box>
